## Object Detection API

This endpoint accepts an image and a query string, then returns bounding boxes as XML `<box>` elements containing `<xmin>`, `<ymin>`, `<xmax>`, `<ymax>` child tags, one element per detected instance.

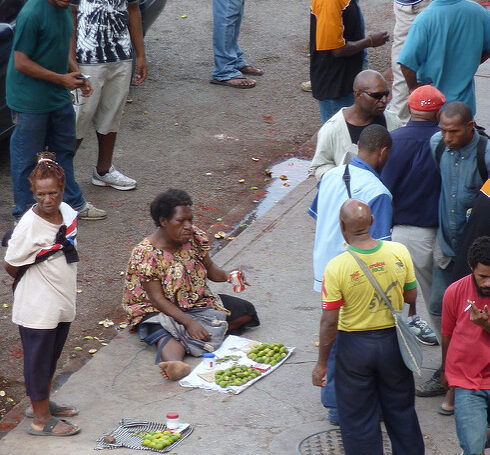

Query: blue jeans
<box><xmin>429</xmin><ymin>260</ymin><xmax>455</xmax><ymax>317</ymax></box>
<box><xmin>318</xmin><ymin>93</ymin><xmax>354</xmax><ymax>124</ymax></box>
<box><xmin>335</xmin><ymin>328</ymin><xmax>424</xmax><ymax>455</ymax></box>
<box><xmin>10</xmin><ymin>103</ymin><xmax>85</xmax><ymax>220</ymax></box>
<box><xmin>356</xmin><ymin>0</ymin><xmax>368</xmax><ymax>64</ymax></box>
<box><xmin>321</xmin><ymin>339</ymin><xmax>338</xmax><ymax>417</ymax></box>
<box><xmin>212</xmin><ymin>0</ymin><xmax>247</xmax><ymax>80</ymax></box>
<box><xmin>454</xmin><ymin>388</ymin><xmax>490</xmax><ymax>455</ymax></box>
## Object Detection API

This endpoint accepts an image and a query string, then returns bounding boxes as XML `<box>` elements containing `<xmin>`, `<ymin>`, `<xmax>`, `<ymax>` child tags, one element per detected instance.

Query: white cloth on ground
<box><xmin>179</xmin><ymin>335</ymin><xmax>294</xmax><ymax>394</ymax></box>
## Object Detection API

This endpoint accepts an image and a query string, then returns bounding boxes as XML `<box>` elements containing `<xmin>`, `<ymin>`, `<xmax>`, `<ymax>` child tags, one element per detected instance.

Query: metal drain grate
<box><xmin>297</xmin><ymin>428</ymin><xmax>392</xmax><ymax>455</ymax></box>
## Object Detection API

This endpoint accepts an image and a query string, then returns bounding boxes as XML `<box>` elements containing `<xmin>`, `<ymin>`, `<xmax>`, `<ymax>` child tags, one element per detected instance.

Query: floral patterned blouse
<box><xmin>122</xmin><ymin>227</ymin><xmax>221</xmax><ymax>329</ymax></box>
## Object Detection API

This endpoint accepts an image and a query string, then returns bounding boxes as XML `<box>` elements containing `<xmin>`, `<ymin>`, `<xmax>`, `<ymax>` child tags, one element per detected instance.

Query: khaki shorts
<box><xmin>74</xmin><ymin>60</ymin><xmax>132</xmax><ymax>138</ymax></box>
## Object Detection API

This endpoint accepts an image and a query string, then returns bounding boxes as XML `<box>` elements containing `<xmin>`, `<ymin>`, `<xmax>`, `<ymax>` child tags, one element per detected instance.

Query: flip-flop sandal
<box><xmin>27</xmin><ymin>416</ymin><xmax>80</xmax><ymax>437</ymax></box>
<box><xmin>210</xmin><ymin>76</ymin><xmax>256</xmax><ymax>89</ymax></box>
<box><xmin>25</xmin><ymin>400</ymin><xmax>79</xmax><ymax>418</ymax></box>
<box><xmin>239</xmin><ymin>65</ymin><xmax>264</xmax><ymax>76</ymax></box>
<box><xmin>437</xmin><ymin>405</ymin><xmax>454</xmax><ymax>416</ymax></box>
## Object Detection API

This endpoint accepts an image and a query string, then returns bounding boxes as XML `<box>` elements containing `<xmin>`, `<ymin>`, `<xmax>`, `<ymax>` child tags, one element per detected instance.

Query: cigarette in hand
<box><xmin>464</xmin><ymin>300</ymin><xmax>475</xmax><ymax>312</ymax></box>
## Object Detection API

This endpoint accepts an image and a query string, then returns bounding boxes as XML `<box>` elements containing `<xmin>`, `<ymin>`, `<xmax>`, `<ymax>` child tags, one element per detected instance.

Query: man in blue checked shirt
<box><xmin>416</xmin><ymin>101</ymin><xmax>490</xmax><ymax>403</ymax></box>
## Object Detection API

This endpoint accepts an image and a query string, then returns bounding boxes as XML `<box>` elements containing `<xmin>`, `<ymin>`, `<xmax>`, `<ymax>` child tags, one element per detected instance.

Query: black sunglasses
<box><xmin>360</xmin><ymin>90</ymin><xmax>390</xmax><ymax>100</ymax></box>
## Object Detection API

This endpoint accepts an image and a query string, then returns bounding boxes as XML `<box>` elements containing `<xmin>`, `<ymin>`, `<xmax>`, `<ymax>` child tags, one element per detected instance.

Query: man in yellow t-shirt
<box><xmin>312</xmin><ymin>199</ymin><xmax>424</xmax><ymax>455</ymax></box>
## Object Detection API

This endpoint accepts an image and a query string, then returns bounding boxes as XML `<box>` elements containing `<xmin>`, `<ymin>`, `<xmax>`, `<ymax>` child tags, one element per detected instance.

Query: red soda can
<box><xmin>229</xmin><ymin>270</ymin><xmax>245</xmax><ymax>292</ymax></box>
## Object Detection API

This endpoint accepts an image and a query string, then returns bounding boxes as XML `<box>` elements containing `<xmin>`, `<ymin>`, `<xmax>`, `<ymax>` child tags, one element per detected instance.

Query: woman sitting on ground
<box><xmin>122</xmin><ymin>189</ymin><xmax>259</xmax><ymax>381</ymax></box>
<box><xmin>4</xmin><ymin>153</ymin><xmax>80</xmax><ymax>437</ymax></box>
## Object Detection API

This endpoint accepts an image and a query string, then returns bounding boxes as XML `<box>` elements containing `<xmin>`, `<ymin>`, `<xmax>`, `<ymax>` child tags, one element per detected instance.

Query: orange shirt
<box><xmin>481</xmin><ymin>178</ymin><xmax>490</xmax><ymax>198</ymax></box>
<box><xmin>311</xmin><ymin>0</ymin><xmax>351</xmax><ymax>51</ymax></box>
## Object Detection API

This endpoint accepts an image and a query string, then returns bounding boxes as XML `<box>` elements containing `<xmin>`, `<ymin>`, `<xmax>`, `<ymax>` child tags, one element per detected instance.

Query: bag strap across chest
<box><xmin>435</xmin><ymin>135</ymin><xmax>488</xmax><ymax>182</ymax></box>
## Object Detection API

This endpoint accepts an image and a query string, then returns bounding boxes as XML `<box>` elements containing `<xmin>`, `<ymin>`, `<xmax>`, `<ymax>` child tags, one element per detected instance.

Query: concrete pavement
<box><xmin>1</xmin><ymin>52</ymin><xmax>489</xmax><ymax>455</ymax></box>
<box><xmin>0</xmin><ymin>177</ymin><xmax>460</xmax><ymax>455</ymax></box>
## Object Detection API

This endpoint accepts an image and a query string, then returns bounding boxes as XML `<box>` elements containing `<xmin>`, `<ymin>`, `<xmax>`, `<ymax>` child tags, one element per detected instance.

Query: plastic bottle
<box><xmin>166</xmin><ymin>412</ymin><xmax>179</xmax><ymax>430</ymax></box>
<box><xmin>202</xmin><ymin>352</ymin><xmax>215</xmax><ymax>369</ymax></box>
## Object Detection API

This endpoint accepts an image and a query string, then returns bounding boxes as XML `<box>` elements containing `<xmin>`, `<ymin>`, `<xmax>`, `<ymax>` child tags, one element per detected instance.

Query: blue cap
<box><xmin>203</xmin><ymin>353</ymin><xmax>215</xmax><ymax>358</ymax></box>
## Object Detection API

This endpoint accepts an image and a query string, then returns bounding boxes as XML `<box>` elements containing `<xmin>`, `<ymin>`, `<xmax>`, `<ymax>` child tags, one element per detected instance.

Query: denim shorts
<box><xmin>454</xmin><ymin>387</ymin><xmax>490</xmax><ymax>455</ymax></box>
<box><xmin>137</xmin><ymin>316</ymin><xmax>173</xmax><ymax>365</ymax></box>
<box><xmin>135</xmin><ymin>294</ymin><xmax>259</xmax><ymax>364</ymax></box>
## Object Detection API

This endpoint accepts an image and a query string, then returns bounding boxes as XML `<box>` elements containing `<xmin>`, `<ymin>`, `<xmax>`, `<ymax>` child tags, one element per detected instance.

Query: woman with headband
<box><xmin>4</xmin><ymin>153</ymin><xmax>80</xmax><ymax>437</ymax></box>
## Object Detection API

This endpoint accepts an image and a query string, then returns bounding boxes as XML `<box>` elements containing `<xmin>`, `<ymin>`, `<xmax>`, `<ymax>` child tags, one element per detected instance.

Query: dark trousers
<box><xmin>19</xmin><ymin>322</ymin><xmax>71</xmax><ymax>401</ymax></box>
<box><xmin>220</xmin><ymin>293</ymin><xmax>260</xmax><ymax>335</ymax></box>
<box><xmin>335</xmin><ymin>328</ymin><xmax>424</xmax><ymax>455</ymax></box>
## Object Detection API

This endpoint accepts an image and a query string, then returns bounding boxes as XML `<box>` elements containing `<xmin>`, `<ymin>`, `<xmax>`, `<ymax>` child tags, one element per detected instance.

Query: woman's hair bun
<box><xmin>36</xmin><ymin>151</ymin><xmax>57</xmax><ymax>164</ymax></box>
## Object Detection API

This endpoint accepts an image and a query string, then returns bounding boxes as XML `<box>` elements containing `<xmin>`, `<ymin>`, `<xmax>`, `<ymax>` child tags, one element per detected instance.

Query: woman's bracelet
<box><xmin>368</xmin><ymin>35</ymin><xmax>374</xmax><ymax>47</ymax></box>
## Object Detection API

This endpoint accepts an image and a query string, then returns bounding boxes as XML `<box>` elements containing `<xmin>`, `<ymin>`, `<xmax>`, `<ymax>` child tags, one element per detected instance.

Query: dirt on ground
<box><xmin>0</xmin><ymin>0</ymin><xmax>394</xmax><ymax>428</ymax></box>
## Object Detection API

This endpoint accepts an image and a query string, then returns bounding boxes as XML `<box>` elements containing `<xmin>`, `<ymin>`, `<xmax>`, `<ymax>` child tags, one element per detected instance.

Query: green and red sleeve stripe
<box><xmin>404</xmin><ymin>280</ymin><xmax>417</xmax><ymax>290</ymax></box>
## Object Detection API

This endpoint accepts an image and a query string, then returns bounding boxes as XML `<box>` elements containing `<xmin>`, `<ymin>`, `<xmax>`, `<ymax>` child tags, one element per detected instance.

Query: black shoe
<box><xmin>416</xmin><ymin>368</ymin><xmax>446</xmax><ymax>397</ymax></box>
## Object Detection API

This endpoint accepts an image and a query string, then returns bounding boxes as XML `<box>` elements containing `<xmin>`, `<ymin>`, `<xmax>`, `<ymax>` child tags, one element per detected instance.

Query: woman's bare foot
<box><xmin>158</xmin><ymin>361</ymin><xmax>191</xmax><ymax>380</ymax></box>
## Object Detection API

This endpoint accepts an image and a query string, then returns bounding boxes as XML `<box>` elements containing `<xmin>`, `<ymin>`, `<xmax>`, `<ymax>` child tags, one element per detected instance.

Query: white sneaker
<box><xmin>92</xmin><ymin>165</ymin><xmax>136</xmax><ymax>191</ymax></box>
<box><xmin>301</xmin><ymin>80</ymin><xmax>312</xmax><ymax>92</ymax></box>
<box><xmin>78</xmin><ymin>202</ymin><xmax>107</xmax><ymax>220</ymax></box>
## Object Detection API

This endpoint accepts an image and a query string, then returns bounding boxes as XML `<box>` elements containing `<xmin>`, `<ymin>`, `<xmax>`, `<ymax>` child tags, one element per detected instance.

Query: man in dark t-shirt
<box><xmin>380</xmin><ymin>85</ymin><xmax>445</xmax><ymax>348</ymax></box>
<box><xmin>310</xmin><ymin>0</ymin><xmax>389</xmax><ymax>124</ymax></box>
<box><xmin>6</xmin><ymin>0</ymin><xmax>106</xmax><ymax>221</ymax></box>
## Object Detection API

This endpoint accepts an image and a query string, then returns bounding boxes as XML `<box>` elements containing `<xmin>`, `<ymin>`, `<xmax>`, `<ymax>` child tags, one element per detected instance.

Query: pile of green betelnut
<box><xmin>247</xmin><ymin>343</ymin><xmax>288</xmax><ymax>365</ymax></box>
<box><xmin>214</xmin><ymin>365</ymin><xmax>261</xmax><ymax>387</ymax></box>
<box><xmin>140</xmin><ymin>430</ymin><xmax>181</xmax><ymax>450</ymax></box>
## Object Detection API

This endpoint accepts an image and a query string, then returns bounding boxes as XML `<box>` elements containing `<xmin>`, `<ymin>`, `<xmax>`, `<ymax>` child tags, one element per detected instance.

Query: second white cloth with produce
<box><xmin>179</xmin><ymin>335</ymin><xmax>294</xmax><ymax>394</ymax></box>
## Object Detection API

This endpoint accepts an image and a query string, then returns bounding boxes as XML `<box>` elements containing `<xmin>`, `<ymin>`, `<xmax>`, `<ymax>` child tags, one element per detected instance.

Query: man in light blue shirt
<box><xmin>312</xmin><ymin>124</ymin><xmax>393</xmax><ymax>424</ymax></box>
<box><xmin>397</xmin><ymin>0</ymin><xmax>490</xmax><ymax>116</ymax></box>
<box><xmin>313</xmin><ymin>136</ymin><xmax>392</xmax><ymax>292</ymax></box>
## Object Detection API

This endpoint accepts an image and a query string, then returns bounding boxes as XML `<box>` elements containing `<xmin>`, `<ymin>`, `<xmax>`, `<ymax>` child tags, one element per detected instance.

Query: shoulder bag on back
<box><xmin>347</xmin><ymin>249</ymin><xmax>423</xmax><ymax>376</ymax></box>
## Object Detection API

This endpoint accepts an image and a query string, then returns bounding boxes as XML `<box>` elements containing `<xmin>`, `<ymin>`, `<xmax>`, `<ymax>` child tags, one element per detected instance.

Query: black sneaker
<box><xmin>416</xmin><ymin>368</ymin><xmax>446</xmax><ymax>397</ymax></box>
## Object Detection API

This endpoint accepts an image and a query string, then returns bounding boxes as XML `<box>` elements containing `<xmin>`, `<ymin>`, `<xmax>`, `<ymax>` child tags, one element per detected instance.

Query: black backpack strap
<box><xmin>342</xmin><ymin>164</ymin><xmax>352</xmax><ymax>198</ymax></box>
<box><xmin>435</xmin><ymin>138</ymin><xmax>446</xmax><ymax>166</ymax></box>
<box><xmin>476</xmin><ymin>135</ymin><xmax>488</xmax><ymax>182</ymax></box>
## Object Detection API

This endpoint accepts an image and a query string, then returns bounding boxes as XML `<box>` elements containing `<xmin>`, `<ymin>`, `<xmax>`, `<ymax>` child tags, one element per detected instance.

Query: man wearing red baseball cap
<box><xmin>381</xmin><ymin>85</ymin><xmax>445</xmax><ymax>347</ymax></box>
